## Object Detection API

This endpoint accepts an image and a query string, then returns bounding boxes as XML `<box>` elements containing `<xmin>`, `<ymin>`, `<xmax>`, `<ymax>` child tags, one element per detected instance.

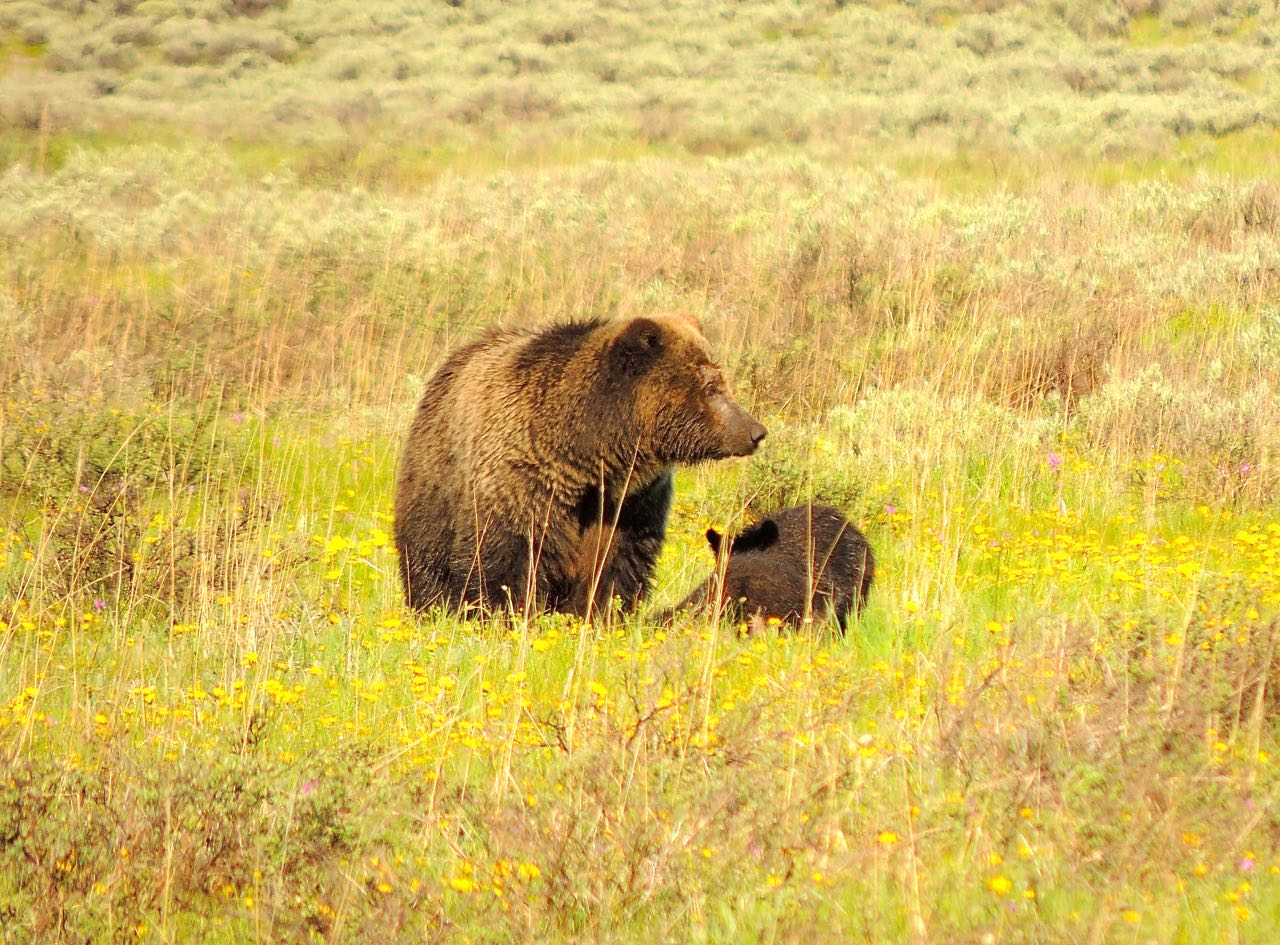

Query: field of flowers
<box><xmin>3</xmin><ymin>2</ymin><xmax>1280</xmax><ymax>943</ymax></box>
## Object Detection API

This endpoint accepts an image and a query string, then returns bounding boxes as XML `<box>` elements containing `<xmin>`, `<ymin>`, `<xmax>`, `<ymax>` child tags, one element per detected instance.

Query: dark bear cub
<box><xmin>675</xmin><ymin>504</ymin><xmax>874</xmax><ymax>631</ymax></box>
<box><xmin>395</xmin><ymin>313</ymin><xmax>766</xmax><ymax>616</ymax></box>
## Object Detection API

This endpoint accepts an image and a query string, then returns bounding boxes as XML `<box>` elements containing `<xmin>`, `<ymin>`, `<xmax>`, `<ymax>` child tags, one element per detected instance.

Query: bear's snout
<box><xmin>720</xmin><ymin>401</ymin><xmax>767</xmax><ymax>457</ymax></box>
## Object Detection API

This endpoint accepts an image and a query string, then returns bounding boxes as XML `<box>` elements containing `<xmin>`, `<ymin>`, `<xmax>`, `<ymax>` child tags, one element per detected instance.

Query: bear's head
<box><xmin>607</xmin><ymin>313</ymin><xmax>766</xmax><ymax>464</ymax></box>
<box><xmin>705</xmin><ymin>518</ymin><xmax>780</xmax><ymax>559</ymax></box>
<box><xmin>708</xmin><ymin>539</ymin><xmax>806</xmax><ymax>623</ymax></box>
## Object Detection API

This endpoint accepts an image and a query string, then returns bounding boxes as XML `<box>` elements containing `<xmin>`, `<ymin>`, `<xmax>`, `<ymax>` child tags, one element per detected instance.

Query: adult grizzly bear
<box><xmin>673</xmin><ymin>504</ymin><xmax>874</xmax><ymax>631</ymax></box>
<box><xmin>395</xmin><ymin>313</ymin><xmax>766</xmax><ymax>616</ymax></box>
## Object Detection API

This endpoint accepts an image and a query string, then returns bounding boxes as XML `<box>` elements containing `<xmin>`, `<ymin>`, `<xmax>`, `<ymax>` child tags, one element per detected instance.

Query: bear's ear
<box><xmin>731</xmin><ymin>518</ymin><xmax>780</xmax><ymax>554</ymax></box>
<box><xmin>610</xmin><ymin>317</ymin><xmax>666</xmax><ymax>375</ymax></box>
<box><xmin>672</xmin><ymin>311</ymin><xmax>703</xmax><ymax>335</ymax></box>
<box><xmin>706</xmin><ymin>528</ymin><xmax>722</xmax><ymax>556</ymax></box>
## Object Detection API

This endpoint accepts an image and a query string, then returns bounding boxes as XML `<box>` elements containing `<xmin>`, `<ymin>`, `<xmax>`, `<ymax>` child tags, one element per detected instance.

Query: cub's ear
<box><xmin>705</xmin><ymin>528</ymin><xmax>723</xmax><ymax>556</ymax></box>
<box><xmin>730</xmin><ymin>518</ymin><xmax>779</xmax><ymax>554</ymax></box>
<box><xmin>610</xmin><ymin>317</ymin><xmax>665</xmax><ymax>376</ymax></box>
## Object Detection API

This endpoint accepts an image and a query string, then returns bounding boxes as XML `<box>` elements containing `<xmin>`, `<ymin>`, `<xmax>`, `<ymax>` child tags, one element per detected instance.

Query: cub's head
<box><xmin>606</xmin><ymin>313</ymin><xmax>766</xmax><ymax>464</ymax></box>
<box><xmin>705</xmin><ymin>517</ymin><xmax>780</xmax><ymax>559</ymax></box>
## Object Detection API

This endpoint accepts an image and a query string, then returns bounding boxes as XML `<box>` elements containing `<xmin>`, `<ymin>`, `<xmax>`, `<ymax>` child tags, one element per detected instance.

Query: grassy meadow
<box><xmin>3</xmin><ymin>0</ymin><xmax>1280</xmax><ymax>941</ymax></box>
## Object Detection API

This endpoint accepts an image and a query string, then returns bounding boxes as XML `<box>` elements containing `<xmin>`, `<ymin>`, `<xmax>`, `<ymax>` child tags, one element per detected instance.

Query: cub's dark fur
<box><xmin>676</xmin><ymin>504</ymin><xmax>874</xmax><ymax>630</ymax></box>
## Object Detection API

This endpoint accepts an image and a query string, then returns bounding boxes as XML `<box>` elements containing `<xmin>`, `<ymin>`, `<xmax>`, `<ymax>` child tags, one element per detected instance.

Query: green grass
<box><xmin>1128</xmin><ymin>11</ymin><xmax>1262</xmax><ymax>48</ymax></box>
<box><xmin>0</xmin><ymin>31</ymin><xmax>46</xmax><ymax>67</ymax></box>
<box><xmin>5</xmin><ymin>398</ymin><xmax>1279</xmax><ymax>941</ymax></box>
<box><xmin>1091</xmin><ymin>128</ymin><xmax>1280</xmax><ymax>186</ymax></box>
<box><xmin>1127</xmin><ymin>13</ymin><xmax>1202</xmax><ymax>47</ymax></box>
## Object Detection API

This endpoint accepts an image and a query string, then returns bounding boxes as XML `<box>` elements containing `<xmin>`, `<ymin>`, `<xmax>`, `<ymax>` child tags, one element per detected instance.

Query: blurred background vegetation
<box><xmin>2</xmin><ymin>0</ymin><xmax>1279</xmax><ymax>414</ymax></box>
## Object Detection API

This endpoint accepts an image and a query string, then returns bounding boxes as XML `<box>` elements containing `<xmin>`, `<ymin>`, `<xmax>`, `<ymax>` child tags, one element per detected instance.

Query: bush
<box><xmin>1073</xmin><ymin>363</ymin><xmax>1279</xmax><ymax>504</ymax></box>
<box><xmin>0</xmin><ymin>396</ymin><xmax>277</xmax><ymax>609</ymax></box>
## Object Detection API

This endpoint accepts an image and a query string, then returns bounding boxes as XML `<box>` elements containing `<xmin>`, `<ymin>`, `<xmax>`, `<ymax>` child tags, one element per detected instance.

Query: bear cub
<box><xmin>676</xmin><ymin>504</ymin><xmax>874</xmax><ymax>631</ymax></box>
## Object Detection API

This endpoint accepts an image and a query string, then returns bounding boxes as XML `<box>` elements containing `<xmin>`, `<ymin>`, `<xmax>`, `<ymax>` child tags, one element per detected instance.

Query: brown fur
<box><xmin>394</xmin><ymin>314</ymin><xmax>765</xmax><ymax>615</ymax></box>
<box><xmin>673</xmin><ymin>504</ymin><xmax>875</xmax><ymax>631</ymax></box>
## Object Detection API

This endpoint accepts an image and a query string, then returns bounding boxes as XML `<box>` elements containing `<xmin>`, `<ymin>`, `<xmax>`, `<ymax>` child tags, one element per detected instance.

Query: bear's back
<box><xmin>770</xmin><ymin>506</ymin><xmax>859</xmax><ymax>577</ymax></box>
<box><xmin>733</xmin><ymin>504</ymin><xmax>874</xmax><ymax>625</ymax></box>
<box><xmin>722</xmin><ymin>554</ymin><xmax>825</xmax><ymax>624</ymax></box>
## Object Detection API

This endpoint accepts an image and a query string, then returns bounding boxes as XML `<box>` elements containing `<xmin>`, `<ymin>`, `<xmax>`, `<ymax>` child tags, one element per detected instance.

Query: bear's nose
<box><xmin>749</xmin><ymin>423</ymin><xmax>768</xmax><ymax>446</ymax></box>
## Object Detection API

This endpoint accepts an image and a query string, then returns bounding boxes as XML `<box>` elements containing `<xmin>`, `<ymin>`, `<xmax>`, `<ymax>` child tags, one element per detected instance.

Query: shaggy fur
<box><xmin>674</xmin><ymin>504</ymin><xmax>875</xmax><ymax>630</ymax></box>
<box><xmin>394</xmin><ymin>313</ymin><xmax>766</xmax><ymax>615</ymax></box>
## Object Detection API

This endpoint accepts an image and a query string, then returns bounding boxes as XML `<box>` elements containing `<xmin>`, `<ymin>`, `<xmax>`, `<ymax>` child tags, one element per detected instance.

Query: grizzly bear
<box><xmin>673</xmin><ymin>504</ymin><xmax>874</xmax><ymax>631</ymax></box>
<box><xmin>394</xmin><ymin>313</ymin><xmax>766</xmax><ymax>616</ymax></box>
